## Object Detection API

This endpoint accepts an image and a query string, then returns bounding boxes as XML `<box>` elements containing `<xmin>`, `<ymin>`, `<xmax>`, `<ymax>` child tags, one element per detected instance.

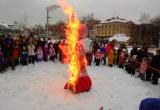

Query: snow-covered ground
<box><xmin>0</xmin><ymin>61</ymin><xmax>160</xmax><ymax>110</ymax></box>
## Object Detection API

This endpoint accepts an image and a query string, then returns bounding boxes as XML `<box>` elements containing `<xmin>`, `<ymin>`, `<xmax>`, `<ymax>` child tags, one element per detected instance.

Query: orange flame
<box><xmin>58</xmin><ymin>0</ymin><xmax>87</xmax><ymax>90</ymax></box>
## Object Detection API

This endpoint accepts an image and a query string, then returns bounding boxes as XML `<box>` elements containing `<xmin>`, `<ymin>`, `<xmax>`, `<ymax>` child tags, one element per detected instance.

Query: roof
<box><xmin>98</xmin><ymin>17</ymin><xmax>136</xmax><ymax>24</ymax></box>
<box><xmin>0</xmin><ymin>22</ymin><xmax>8</xmax><ymax>28</ymax></box>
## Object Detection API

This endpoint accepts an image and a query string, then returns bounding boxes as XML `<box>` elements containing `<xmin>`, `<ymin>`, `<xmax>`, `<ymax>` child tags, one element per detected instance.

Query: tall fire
<box><xmin>58</xmin><ymin>0</ymin><xmax>92</xmax><ymax>93</ymax></box>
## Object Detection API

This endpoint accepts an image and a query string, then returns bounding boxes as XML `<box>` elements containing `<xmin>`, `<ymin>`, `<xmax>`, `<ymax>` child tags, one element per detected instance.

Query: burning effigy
<box><xmin>58</xmin><ymin>0</ymin><xmax>92</xmax><ymax>93</ymax></box>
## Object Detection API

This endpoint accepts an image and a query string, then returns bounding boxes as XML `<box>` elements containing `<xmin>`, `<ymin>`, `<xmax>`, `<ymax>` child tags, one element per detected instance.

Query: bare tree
<box><xmin>56</xmin><ymin>20</ymin><xmax>65</xmax><ymax>25</ymax></box>
<box><xmin>32</xmin><ymin>24</ymin><xmax>45</xmax><ymax>35</ymax></box>
<box><xmin>86</xmin><ymin>13</ymin><xmax>94</xmax><ymax>20</ymax></box>
<box><xmin>150</xmin><ymin>15</ymin><xmax>160</xmax><ymax>26</ymax></box>
<box><xmin>139</xmin><ymin>13</ymin><xmax>151</xmax><ymax>24</ymax></box>
<box><xmin>80</xmin><ymin>13</ymin><xmax>95</xmax><ymax>23</ymax></box>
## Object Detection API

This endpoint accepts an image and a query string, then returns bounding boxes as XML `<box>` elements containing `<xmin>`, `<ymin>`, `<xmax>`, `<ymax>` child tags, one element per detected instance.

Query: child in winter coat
<box><xmin>146</xmin><ymin>54</ymin><xmax>154</xmax><ymax>81</ymax></box>
<box><xmin>114</xmin><ymin>50</ymin><xmax>118</xmax><ymax>65</ymax></box>
<box><xmin>43</xmin><ymin>43</ymin><xmax>49</xmax><ymax>62</ymax></box>
<box><xmin>108</xmin><ymin>49</ymin><xmax>114</xmax><ymax>67</ymax></box>
<box><xmin>20</xmin><ymin>46</ymin><xmax>28</xmax><ymax>65</ymax></box>
<box><xmin>95</xmin><ymin>49</ymin><xmax>102</xmax><ymax>66</ymax></box>
<box><xmin>12</xmin><ymin>46</ymin><xmax>20</xmax><ymax>70</ymax></box>
<box><xmin>0</xmin><ymin>47</ymin><xmax>5</xmax><ymax>73</ymax></box>
<box><xmin>139</xmin><ymin>57</ymin><xmax>148</xmax><ymax>81</ymax></box>
<box><xmin>49</xmin><ymin>43</ymin><xmax>56</xmax><ymax>62</ymax></box>
<box><xmin>27</xmin><ymin>43</ymin><xmax>35</xmax><ymax>64</ymax></box>
<box><xmin>36</xmin><ymin>46</ymin><xmax>43</xmax><ymax>62</ymax></box>
<box><xmin>118</xmin><ymin>48</ymin><xmax>128</xmax><ymax>68</ymax></box>
<box><xmin>100</xmin><ymin>44</ymin><xmax>106</xmax><ymax>65</ymax></box>
<box><xmin>126</xmin><ymin>55</ymin><xmax>137</xmax><ymax>76</ymax></box>
<box><xmin>151</xmin><ymin>49</ymin><xmax>160</xmax><ymax>85</ymax></box>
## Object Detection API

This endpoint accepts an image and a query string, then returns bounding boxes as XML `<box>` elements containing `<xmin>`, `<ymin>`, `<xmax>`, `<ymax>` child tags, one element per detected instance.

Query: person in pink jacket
<box><xmin>36</xmin><ymin>46</ymin><xmax>43</xmax><ymax>62</ymax></box>
<box><xmin>139</xmin><ymin>57</ymin><xmax>148</xmax><ymax>81</ymax></box>
<box><xmin>49</xmin><ymin>43</ymin><xmax>56</xmax><ymax>62</ymax></box>
<box><xmin>95</xmin><ymin>49</ymin><xmax>102</xmax><ymax>66</ymax></box>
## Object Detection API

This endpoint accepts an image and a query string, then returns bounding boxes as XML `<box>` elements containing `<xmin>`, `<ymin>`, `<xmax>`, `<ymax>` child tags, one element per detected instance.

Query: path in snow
<box><xmin>0</xmin><ymin>61</ymin><xmax>159</xmax><ymax>110</ymax></box>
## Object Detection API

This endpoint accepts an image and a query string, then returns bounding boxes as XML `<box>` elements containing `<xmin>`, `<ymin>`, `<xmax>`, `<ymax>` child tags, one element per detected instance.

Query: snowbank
<box><xmin>0</xmin><ymin>62</ymin><xmax>159</xmax><ymax>110</ymax></box>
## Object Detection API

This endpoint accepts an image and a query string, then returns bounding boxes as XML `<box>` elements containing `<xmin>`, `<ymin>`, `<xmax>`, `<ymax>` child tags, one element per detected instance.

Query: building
<box><xmin>138</xmin><ymin>24</ymin><xmax>160</xmax><ymax>47</ymax></box>
<box><xmin>95</xmin><ymin>17</ymin><xmax>139</xmax><ymax>41</ymax></box>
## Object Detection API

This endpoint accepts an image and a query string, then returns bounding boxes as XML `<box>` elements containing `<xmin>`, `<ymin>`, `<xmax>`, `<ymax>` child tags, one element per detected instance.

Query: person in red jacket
<box><xmin>12</xmin><ymin>46</ymin><xmax>20</xmax><ymax>70</ymax></box>
<box><xmin>95</xmin><ymin>49</ymin><xmax>102</xmax><ymax>66</ymax></box>
<box><xmin>118</xmin><ymin>48</ymin><xmax>128</xmax><ymax>68</ymax></box>
<box><xmin>105</xmin><ymin>42</ymin><xmax>114</xmax><ymax>55</ymax></box>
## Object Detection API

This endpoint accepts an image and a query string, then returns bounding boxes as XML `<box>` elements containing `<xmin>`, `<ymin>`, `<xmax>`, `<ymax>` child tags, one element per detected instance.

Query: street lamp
<box><xmin>159</xmin><ymin>32</ymin><xmax>160</xmax><ymax>48</ymax></box>
<box><xmin>138</xmin><ymin>24</ymin><xmax>142</xmax><ymax>45</ymax></box>
<box><xmin>46</xmin><ymin>5</ymin><xmax>60</xmax><ymax>38</ymax></box>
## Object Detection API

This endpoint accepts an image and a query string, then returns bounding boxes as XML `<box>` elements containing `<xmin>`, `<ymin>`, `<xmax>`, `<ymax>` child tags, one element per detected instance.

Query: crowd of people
<box><xmin>0</xmin><ymin>34</ymin><xmax>60</xmax><ymax>72</ymax></box>
<box><xmin>0</xmin><ymin>34</ymin><xmax>160</xmax><ymax>85</ymax></box>
<box><xmin>92</xmin><ymin>41</ymin><xmax>160</xmax><ymax>85</ymax></box>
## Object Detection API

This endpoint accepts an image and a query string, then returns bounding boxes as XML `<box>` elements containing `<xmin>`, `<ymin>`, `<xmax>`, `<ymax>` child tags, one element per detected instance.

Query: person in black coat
<box><xmin>146</xmin><ymin>53</ymin><xmax>154</xmax><ymax>81</ymax></box>
<box><xmin>130</xmin><ymin>45</ymin><xmax>138</xmax><ymax>57</ymax></box>
<box><xmin>137</xmin><ymin>47</ymin><xmax>148</xmax><ymax>62</ymax></box>
<box><xmin>151</xmin><ymin>49</ymin><xmax>160</xmax><ymax>85</ymax></box>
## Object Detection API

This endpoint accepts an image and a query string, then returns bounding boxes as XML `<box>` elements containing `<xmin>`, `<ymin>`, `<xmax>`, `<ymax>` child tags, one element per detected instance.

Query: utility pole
<box><xmin>159</xmin><ymin>32</ymin><xmax>160</xmax><ymax>48</ymax></box>
<box><xmin>46</xmin><ymin>5</ymin><xmax>60</xmax><ymax>38</ymax></box>
<box><xmin>46</xmin><ymin>10</ymin><xmax>49</xmax><ymax>37</ymax></box>
<box><xmin>138</xmin><ymin>24</ymin><xmax>142</xmax><ymax>45</ymax></box>
<box><xmin>24</xmin><ymin>12</ymin><xmax>27</xmax><ymax>28</ymax></box>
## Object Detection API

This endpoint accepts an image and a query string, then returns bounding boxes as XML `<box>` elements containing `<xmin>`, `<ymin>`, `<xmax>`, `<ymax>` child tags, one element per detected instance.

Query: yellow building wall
<box><xmin>96</xmin><ymin>21</ymin><xmax>134</xmax><ymax>38</ymax></box>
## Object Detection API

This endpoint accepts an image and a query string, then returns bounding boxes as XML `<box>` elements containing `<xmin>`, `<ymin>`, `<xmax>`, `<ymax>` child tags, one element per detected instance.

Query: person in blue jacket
<box><xmin>20</xmin><ymin>46</ymin><xmax>28</xmax><ymax>65</ymax></box>
<box><xmin>0</xmin><ymin>47</ymin><xmax>5</xmax><ymax>73</ymax></box>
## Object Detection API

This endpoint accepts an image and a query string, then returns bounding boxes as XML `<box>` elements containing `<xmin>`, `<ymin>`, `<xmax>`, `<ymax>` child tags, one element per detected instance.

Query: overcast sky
<box><xmin>0</xmin><ymin>0</ymin><xmax>160</xmax><ymax>27</ymax></box>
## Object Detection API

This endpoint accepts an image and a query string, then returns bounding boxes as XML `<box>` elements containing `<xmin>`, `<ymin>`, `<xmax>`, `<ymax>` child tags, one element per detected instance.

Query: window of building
<box><xmin>100</xmin><ymin>31</ymin><xmax>102</xmax><ymax>35</ymax></box>
<box><xmin>113</xmin><ymin>24</ymin><xmax>115</xmax><ymax>28</ymax></box>
<box><xmin>103</xmin><ymin>31</ymin><xmax>106</xmax><ymax>36</ymax></box>
<box><xmin>108</xmin><ymin>31</ymin><xmax>110</xmax><ymax>36</ymax></box>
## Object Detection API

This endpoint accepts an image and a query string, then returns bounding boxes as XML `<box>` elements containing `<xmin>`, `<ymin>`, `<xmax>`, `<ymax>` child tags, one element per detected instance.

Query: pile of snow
<box><xmin>0</xmin><ymin>62</ymin><xmax>159</xmax><ymax>110</ymax></box>
<box><xmin>109</xmin><ymin>34</ymin><xmax>130</xmax><ymax>42</ymax></box>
